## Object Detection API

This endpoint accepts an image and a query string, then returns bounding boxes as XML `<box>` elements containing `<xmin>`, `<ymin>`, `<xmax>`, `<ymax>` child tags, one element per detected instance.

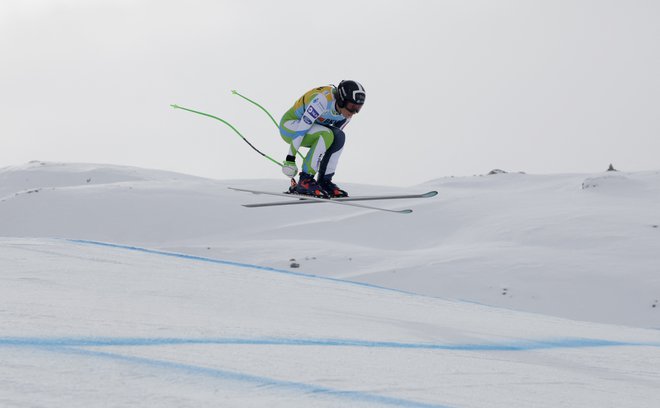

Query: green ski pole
<box><xmin>231</xmin><ymin>90</ymin><xmax>279</xmax><ymax>129</ymax></box>
<box><xmin>170</xmin><ymin>104</ymin><xmax>283</xmax><ymax>168</ymax></box>
<box><xmin>231</xmin><ymin>90</ymin><xmax>305</xmax><ymax>161</ymax></box>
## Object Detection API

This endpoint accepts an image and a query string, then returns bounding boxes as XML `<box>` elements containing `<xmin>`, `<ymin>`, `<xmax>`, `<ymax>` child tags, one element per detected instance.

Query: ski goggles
<box><xmin>345</xmin><ymin>102</ymin><xmax>363</xmax><ymax>114</ymax></box>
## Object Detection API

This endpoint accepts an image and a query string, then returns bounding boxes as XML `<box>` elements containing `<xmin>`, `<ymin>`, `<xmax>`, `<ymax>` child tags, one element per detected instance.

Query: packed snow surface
<box><xmin>2</xmin><ymin>161</ymin><xmax>660</xmax><ymax>407</ymax></box>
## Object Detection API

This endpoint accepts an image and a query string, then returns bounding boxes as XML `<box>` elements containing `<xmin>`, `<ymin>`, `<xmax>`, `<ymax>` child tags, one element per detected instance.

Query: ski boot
<box><xmin>290</xmin><ymin>172</ymin><xmax>328</xmax><ymax>198</ymax></box>
<box><xmin>319</xmin><ymin>177</ymin><xmax>349</xmax><ymax>198</ymax></box>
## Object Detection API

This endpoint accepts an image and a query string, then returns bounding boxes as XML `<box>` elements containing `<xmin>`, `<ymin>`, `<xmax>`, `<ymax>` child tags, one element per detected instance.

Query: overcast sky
<box><xmin>1</xmin><ymin>0</ymin><xmax>658</xmax><ymax>186</ymax></box>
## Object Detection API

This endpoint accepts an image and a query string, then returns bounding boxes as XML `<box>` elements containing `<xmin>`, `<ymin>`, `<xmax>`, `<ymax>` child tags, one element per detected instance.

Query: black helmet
<box><xmin>335</xmin><ymin>80</ymin><xmax>366</xmax><ymax>108</ymax></box>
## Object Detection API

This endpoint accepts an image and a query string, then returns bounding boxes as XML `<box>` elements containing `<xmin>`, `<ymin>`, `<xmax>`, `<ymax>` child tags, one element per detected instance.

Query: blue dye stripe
<box><xmin>67</xmin><ymin>239</ymin><xmax>427</xmax><ymax>298</ymax></box>
<box><xmin>5</xmin><ymin>336</ymin><xmax>658</xmax><ymax>408</ymax></box>
<box><xmin>2</xmin><ymin>337</ymin><xmax>657</xmax><ymax>408</ymax></box>
<box><xmin>2</xmin><ymin>336</ymin><xmax>657</xmax><ymax>350</ymax></box>
<box><xmin>35</xmin><ymin>346</ymin><xmax>453</xmax><ymax>408</ymax></box>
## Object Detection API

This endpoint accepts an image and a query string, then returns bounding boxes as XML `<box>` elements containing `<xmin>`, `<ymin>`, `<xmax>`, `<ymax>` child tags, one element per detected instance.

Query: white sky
<box><xmin>1</xmin><ymin>0</ymin><xmax>659</xmax><ymax>186</ymax></box>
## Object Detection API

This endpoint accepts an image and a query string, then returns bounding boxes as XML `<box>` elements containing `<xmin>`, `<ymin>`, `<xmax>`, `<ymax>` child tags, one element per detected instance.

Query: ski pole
<box><xmin>231</xmin><ymin>90</ymin><xmax>305</xmax><ymax>161</ymax></box>
<box><xmin>170</xmin><ymin>104</ymin><xmax>283</xmax><ymax>168</ymax></box>
<box><xmin>231</xmin><ymin>90</ymin><xmax>279</xmax><ymax>129</ymax></box>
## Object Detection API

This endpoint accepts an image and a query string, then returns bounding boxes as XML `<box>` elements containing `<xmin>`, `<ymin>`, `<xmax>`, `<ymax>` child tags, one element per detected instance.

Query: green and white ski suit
<box><xmin>279</xmin><ymin>85</ymin><xmax>349</xmax><ymax>179</ymax></box>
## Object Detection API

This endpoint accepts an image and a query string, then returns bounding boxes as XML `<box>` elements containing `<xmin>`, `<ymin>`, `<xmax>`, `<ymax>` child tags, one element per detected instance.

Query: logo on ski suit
<box><xmin>306</xmin><ymin>106</ymin><xmax>320</xmax><ymax>119</ymax></box>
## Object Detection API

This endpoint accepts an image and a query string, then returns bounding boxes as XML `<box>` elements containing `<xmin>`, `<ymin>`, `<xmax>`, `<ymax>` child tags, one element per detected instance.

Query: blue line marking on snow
<box><xmin>3</xmin><ymin>337</ymin><xmax>658</xmax><ymax>408</ymax></box>
<box><xmin>79</xmin><ymin>348</ymin><xmax>455</xmax><ymax>408</ymax></box>
<box><xmin>68</xmin><ymin>239</ymin><xmax>297</xmax><ymax>273</ymax></box>
<box><xmin>67</xmin><ymin>239</ymin><xmax>428</xmax><ymax>298</ymax></box>
<box><xmin>2</xmin><ymin>336</ymin><xmax>658</xmax><ymax>350</ymax></box>
<box><xmin>9</xmin><ymin>344</ymin><xmax>453</xmax><ymax>408</ymax></box>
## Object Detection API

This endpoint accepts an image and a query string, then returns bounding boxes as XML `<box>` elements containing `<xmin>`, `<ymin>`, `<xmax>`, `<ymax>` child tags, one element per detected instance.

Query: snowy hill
<box><xmin>2</xmin><ymin>237</ymin><xmax>660</xmax><ymax>408</ymax></box>
<box><xmin>2</xmin><ymin>162</ymin><xmax>660</xmax><ymax>407</ymax></box>
<box><xmin>2</xmin><ymin>161</ymin><xmax>659</xmax><ymax>327</ymax></box>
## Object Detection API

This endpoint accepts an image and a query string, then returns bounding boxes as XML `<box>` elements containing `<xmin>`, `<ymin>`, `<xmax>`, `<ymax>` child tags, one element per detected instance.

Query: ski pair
<box><xmin>229</xmin><ymin>187</ymin><xmax>437</xmax><ymax>214</ymax></box>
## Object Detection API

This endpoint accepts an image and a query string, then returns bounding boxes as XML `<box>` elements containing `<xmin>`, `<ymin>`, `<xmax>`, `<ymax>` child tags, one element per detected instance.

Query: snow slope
<box><xmin>1</xmin><ymin>161</ymin><xmax>658</xmax><ymax>327</ymax></box>
<box><xmin>2</xmin><ymin>237</ymin><xmax>660</xmax><ymax>408</ymax></box>
<box><xmin>2</xmin><ymin>161</ymin><xmax>660</xmax><ymax>406</ymax></box>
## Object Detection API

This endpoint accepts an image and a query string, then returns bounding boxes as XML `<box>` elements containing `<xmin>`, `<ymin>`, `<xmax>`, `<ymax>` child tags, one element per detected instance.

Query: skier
<box><xmin>279</xmin><ymin>80</ymin><xmax>366</xmax><ymax>198</ymax></box>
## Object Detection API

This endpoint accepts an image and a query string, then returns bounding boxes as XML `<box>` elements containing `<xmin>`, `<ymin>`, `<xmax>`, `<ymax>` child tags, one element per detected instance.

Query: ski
<box><xmin>228</xmin><ymin>187</ymin><xmax>433</xmax><ymax>214</ymax></box>
<box><xmin>241</xmin><ymin>191</ymin><xmax>438</xmax><ymax>208</ymax></box>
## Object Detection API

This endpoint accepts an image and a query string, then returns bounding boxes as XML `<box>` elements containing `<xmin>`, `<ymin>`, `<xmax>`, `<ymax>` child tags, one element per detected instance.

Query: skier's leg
<box><xmin>300</xmin><ymin>126</ymin><xmax>334</xmax><ymax>175</ymax></box>
<box><xmin>280</xmin><ymin>122</ymin><xmax>334</xmax><ymax>197</ymax></box>
<box><xmin>315</xmin><ymin>126</ymin><xmax>348</xmax><ymax>197</ymax></box>
<box><xmin>317</xmin><ymin>126</ymin><xmax>345</xmax><ymax>181</ymax></box>
<box><xmin>280</xmin><ymin>122</ymin><xmax>334</xmax><ymax>176</ymax></box>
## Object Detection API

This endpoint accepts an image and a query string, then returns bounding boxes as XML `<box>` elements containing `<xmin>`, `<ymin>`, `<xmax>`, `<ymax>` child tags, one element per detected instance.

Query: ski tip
<box><xmin>399</xmin><ymin>209</ymin><xmax>413</xmax><ymax>214</ymax></box>
<box><xmin>228</xmin><ymin>187</ymin><xmax>259</xmax><ymax>195</ymax></box>
<box><xmin>170</xmin><ymin>104</ymin><xmax>180</xmax><ymax>109</ymax></box>
<box><xmin>423</xmin><ymin>191</ymin><xmax>439</xmax><ymax>198</ymax></box>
